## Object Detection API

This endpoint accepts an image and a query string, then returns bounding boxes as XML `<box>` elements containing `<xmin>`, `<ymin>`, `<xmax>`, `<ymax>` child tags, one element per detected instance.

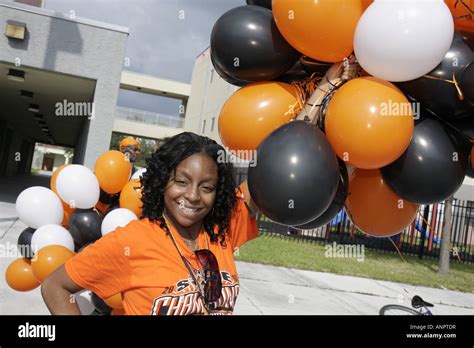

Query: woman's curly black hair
<box><xmin>140</xmin><ymin>132</ymin><xmax>237</xmax><ymax>246</ymax></box>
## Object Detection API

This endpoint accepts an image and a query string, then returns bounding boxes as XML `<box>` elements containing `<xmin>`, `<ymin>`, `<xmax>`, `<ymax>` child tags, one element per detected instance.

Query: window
<box><xmin>201</xmin><ymin>119</ymin><xmax>206</xmax><ymax>134</ymax></box>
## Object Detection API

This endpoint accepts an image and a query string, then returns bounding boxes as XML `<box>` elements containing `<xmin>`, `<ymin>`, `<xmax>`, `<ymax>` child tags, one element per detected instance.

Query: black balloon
<box><xmin>106</xmin><ymin>203</ymin><xmax>121</xmax><ymax>215</ymax></box>
<box><xmin>300</xmin><ymin>56</ymin><xmax>332</xmax><ymax>77</ymax></box>
<box><xmin>17</xmin><ymin>227</ymin><xmax>35</xmax><ymax>259</ymax></box>
<box><xmin>467</xmin><ymin>162</ymin><xmax>474</xmax><ymax>178</ymax></box>
<box><xmin>276</xmin><ymin>61</ymin><xmax>311</xmax><ymax>84</ymax></box>
<box><xmin>211</xmin><ymin>6</ymin><xmax>299</xmax><ymax>82</ymax></box>
<box><xmin>381</xmin><ymin>117</ymin><xmax>469</xmax><ymax>205</ymax></box>
<box><xmin>248</xmin><ymin>121</ymin><xmax>340</xmax><ymax>226</ymax></box>
<box><xmin>294</xmin><ymin>160</ymin><xmax>349</xmax><ymax>230</ymax></box>
<box><xmin>447</xmin><ymin>117</ymin><xmax>474</xmax><ymax>139</ymax></box>
<box><xmin>246</xmin><ymin>0</ymin><xmax>272</xmax><ymax>9</ymax></box>
<box><xmin>210</xmin><ymin>51</ymin><xmax>249</xmax><ymax>87</ymax></box>
<box><xmin>99</xmin><ymin>188</ymin><xmax>119</xmax><ymax>205</ymax></box>
<box><xmin>91</xmin><ymin>293</ymin><xmax>112</xmax><ymax>315</ymax></box>
<box><xmin>68</xmin><ymin>208</ymin><xmax>103</xmax><ymax>246</ymax></box>
<box><xmin>397</xmin><ymin>31</ymin><xmax>474</xmax><ymax>121</ymax></box>
<box><xmin>76</xmin><ymin>242</ymin><xmax>92</xmax><ymax>253</ymax></box>
<box><xmin>461</xmin><ymin>62</ymin><xmax>474</xmax><ymax>103</ymax></box>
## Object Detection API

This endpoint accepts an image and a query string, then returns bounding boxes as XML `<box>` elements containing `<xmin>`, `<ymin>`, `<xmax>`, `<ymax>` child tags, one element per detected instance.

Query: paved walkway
<box><xmin>234</xmin><ymin>262</ymin><xmax>474</xmax><ymax>315</ymax></box>
<box><xmin>1</xmin><ymin>209</ymin><xmax>473</xmax><ymax>315</ymax></box>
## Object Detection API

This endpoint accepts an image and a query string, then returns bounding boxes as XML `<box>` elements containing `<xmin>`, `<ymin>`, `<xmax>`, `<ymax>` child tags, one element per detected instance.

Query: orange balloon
<box><xmin>119</xmin><ymin>179</ymin><xmax>143</xmax><ymax>217</ymax></box>
<box><xmin>345</xmin><ymin>169</ymin><xmax>419</xmax><ymax>237</ymax></box>
<box><xmin>362</xmin><ymin>0</ymin><xmax>373</xmax><ymax>11</ymax></box>
<box><xmin>61</xmin><ymin>208</ymin><xmax>70</xmax><ymax>228</ymax></box>
<box><xmin>61</xmin><ymin>201</ymin><xmax>75</xmax><ymax>228</ymax></box>
<box><xmin>94</xmin><ymin>150</ymin><xmax>131</xmax><ymax>194</ymax></box>
<box><xmin>445</xmin><ymin>0</ymin><xmax>474</xmax><ymax>32</ymax></box>
<box><xmin>326</xmin><ymin>77</ymin><xmax>414</xmax><ymax>169</ymax></box>
<box><xmin>105</xmin><ymin>293</ymin><xmax>124</xmax><ymax>309</ymax></box>
<box><xmin>219</xmin><ymin>82</ymin><xmax>301</xmax><ymax>153</ymax></box>
<box><xmin>95</xmin><ymin>201</ymin><xmax>110</xmax><ymax>215</ymax></box>
<box><xmin>31</xmin><ymin>245</ymin><xmax>75</xmax><ymax>282</ymax></box>
<box><xmin>273</xmin><ymin>0</ymin><xmax>364</xmax><ymax>62</ymax></box>
<box><xmin>5</xmin><ymin>258</ymin><xmax>41</xmax><ymax>291</ymax></box>
<box><xmin>471</xmin><ymin>143</ymin><xmax>474</xmax><ymax>168</ymax></box>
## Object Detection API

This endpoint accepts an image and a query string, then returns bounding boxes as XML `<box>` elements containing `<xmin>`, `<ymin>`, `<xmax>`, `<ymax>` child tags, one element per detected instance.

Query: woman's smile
<box><xmin>176</xmin><ymin>199</ymin><xmax>204</xmax><ymax>217</ymax></box>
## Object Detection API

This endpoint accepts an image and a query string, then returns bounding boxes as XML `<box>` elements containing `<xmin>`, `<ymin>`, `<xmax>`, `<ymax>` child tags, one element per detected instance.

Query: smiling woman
<box><xmin>41</xmin><ymin>132</ymin><xmax>259</xmax><ymax>315</ymax></box>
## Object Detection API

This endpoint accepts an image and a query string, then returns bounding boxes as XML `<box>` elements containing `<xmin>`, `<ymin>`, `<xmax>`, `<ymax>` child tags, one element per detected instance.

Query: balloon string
<box><xmin>417</xmin><ymin>211</ymin><xmax>442</xmax><ymax>237</ymax></box>
<box><xmin>388</xmin><ymin>236</ymin><xmax>406</xmax><ymax>263</ymax></box>
<box><xmin>291</xmin><ymin>74</ymin><xmax>322</xmax><ymax>118</ymax></box>
<box><xmin>298</xmin><ymin>56</ymin><xmax>332</xmax><ymax>68</ymax></box>
<box><xmin>422</xmin><ymin>73</ymin><xmax>465</xmax><ymax>101</ymax></box>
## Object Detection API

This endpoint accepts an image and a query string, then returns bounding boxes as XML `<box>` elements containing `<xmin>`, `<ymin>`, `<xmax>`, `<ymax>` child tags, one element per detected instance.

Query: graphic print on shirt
<box><xmin>150</xmin><ymin>270</ymin><xmax>239</xmax><ymax>315</ymax></box>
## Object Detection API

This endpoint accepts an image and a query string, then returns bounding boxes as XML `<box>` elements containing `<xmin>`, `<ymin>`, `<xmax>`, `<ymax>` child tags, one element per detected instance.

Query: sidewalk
<box><xmin>234</xmin><ymin>261</ymin><xmax>474</xmax><ymax>315</ymax></box>
<box><xmin>1</xmin><ymin>201</ymin><xmax>473</xmax><ymax>315</ymax></box>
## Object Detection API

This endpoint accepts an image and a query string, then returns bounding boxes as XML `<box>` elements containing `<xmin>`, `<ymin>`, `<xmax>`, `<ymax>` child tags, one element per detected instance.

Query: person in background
<box><xmin>119</xmin><ymin>137</ymin><xmax>141</xmax><ymax>175</ymax></box>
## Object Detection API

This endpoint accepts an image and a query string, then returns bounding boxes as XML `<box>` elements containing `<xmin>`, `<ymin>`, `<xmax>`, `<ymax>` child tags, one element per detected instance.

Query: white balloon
<box><xmin>15</xmin><ymin>186</ymin><xmax>64</xmax><ymax>229</ymax></box>
<box><xmin>31</xmin><ymin>224</ymin><xmax>75</xmax><ymax>253</ymax></box>
<box><xmin>130</xmin><ymin>168</ymin><xmax>146</xmax><ymax>180</ymax></box>
<box><xmin>354</xmin><ymin>0</ymin><xmax>454</xmax><ymax>82</ymax></box>
<box><xmin>74</xmin><ymin>290</ymin><xmax>95</xmax><ymax>315</ymax></box>
<box><xmin>56</xmin><ymin>164</ymin><xmax>100</xmax><ymax>209</ymax></box>
<box><xmin>101</xmin><ymin>208</ymin><xmax>138</xmax><ymax>236</ymax></box>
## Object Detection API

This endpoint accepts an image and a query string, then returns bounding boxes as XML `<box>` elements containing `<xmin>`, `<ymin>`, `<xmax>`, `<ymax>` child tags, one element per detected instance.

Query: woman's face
<box><xmin>164</xmin><ymin>153</ymin><xmax>218</xmax><ymax>228</ymax></box>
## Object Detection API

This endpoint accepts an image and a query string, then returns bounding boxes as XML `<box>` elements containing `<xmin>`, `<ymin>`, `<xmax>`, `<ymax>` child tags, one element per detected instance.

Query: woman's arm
<box><xmin>240</xmin><ymin>181</ymin><xmax>259</xmax><ymax>218</ymax></box>
<box><xmin>41</xmin><ymin>265</ymin><xmax>84</xmax><ymax>315</ymax></box>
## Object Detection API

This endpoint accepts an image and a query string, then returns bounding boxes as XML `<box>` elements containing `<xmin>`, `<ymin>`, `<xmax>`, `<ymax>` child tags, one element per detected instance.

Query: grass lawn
<box><xmin>234</xmin><ymin>233</ymin><xmax>474</xmax><ymax>293</ymax></box>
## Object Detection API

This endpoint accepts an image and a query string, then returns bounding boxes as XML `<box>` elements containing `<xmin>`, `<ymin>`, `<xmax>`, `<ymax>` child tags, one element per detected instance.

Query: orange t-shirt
<box><xmin>65</xmin><ymin>188</ymin><xmax>258</xmax><ymax>315</ymax></box>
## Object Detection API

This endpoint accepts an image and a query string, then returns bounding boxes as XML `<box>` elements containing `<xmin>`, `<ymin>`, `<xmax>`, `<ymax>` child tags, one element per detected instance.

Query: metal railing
<box><xmin>234</xmin><ymin>169</ymin><xmax>474</xmax><ymax>264</ymax></box>
<box><xmin>256</xmin><ymin>200</ymin><xmax>474</xmax><ymax>264</ymax></box>
<box><xmin>115</xmin><ymin>106</ymin><xmax>184</xmax><ymax>129</ymax></box>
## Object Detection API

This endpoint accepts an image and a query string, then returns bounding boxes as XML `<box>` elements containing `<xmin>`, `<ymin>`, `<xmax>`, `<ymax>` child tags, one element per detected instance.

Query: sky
<box><xmin>43</xmin><ymin>0</ymin><xmax>245</xmax><ymax>115</ymax></box>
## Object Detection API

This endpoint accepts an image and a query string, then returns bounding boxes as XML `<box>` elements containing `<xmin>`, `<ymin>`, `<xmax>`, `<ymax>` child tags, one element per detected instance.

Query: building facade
<box><xmin>0</xmin><ymin>0</ymin><xmax>128</xmax><ymax>173</ymax></box>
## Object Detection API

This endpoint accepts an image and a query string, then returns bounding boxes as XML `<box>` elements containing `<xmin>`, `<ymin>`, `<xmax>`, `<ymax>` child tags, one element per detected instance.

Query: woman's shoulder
<box><xmin>109</xmin><ymin>218</ymin><xmax>165</xmax><ymax>245</ymax></box>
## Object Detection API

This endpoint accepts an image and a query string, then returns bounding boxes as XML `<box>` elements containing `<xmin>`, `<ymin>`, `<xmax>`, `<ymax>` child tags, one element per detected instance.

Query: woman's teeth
<box><xmin>177</xmin><ymin>202</ymin><xmax>200</xmax><ymax>214</ymax></box>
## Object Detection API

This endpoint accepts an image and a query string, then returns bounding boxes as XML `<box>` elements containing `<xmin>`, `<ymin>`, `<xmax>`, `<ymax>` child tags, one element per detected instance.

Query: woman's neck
<box><xmin>164</xmin><ymin>211</ymin><xmax>202</xmax><ymax>240</ymax></box>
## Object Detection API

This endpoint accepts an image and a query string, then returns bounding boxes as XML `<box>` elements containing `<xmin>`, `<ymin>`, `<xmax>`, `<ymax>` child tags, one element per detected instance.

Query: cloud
<box><xmin>43</xmin><ymin>0</ymin><xmax>245</xmax><ymax>114</ymax></box>
<box><xmin>44</xmin><ymin>0</ymin><xmax>245</xmax><ymax>82</ymax></box>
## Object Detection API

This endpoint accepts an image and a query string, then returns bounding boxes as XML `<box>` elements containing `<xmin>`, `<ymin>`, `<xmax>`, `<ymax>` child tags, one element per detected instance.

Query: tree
<box><xmin>439</xmin><ymin>196</ymin><xmax>453</xmax><ymax>274</ymax></box>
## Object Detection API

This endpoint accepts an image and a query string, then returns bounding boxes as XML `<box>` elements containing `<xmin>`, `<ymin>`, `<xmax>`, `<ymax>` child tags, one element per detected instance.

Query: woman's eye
<box><xmin>202</xmin><ymin>186</ymin><xmax>214</xmax><ymax>192</ymax></box>
<box><xmin>175</xmin><ymin>180</ymin><xmax>187</xmax><ymax>186</ymax></box>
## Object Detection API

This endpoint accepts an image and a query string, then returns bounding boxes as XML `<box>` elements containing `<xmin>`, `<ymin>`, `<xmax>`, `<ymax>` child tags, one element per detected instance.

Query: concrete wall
<box><xmin>121</xmin><ymin>70</ymin><xmax>191</xmax><ymax>99</ymax></box>
<box><xmin>184</xmin><ymin>47</ymin><xmax>238</xmax><ymax>144</ymax></box>
<box><xmin>0</xmin><ymin>1</ymin><xmax>129</xmax><ymax>169</ymax></box>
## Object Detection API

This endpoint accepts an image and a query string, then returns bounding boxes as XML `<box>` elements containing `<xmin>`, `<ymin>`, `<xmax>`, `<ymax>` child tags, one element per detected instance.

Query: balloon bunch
<box><xmin>6</xmin><ymin>150</ymin><xmax>142</xmax><ymax>314</ymax></box>
<box><xmin>214</xmin><ymin>0</ymin><xmax>473</xmax><ymax>238</ymax></box>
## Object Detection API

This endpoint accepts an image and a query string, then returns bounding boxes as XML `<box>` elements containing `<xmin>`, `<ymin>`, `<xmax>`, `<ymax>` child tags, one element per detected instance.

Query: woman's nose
<box><xmin>184</xmin><ymin>186</ymin><xmax>200</xmax><ymax>202</ymax></box>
